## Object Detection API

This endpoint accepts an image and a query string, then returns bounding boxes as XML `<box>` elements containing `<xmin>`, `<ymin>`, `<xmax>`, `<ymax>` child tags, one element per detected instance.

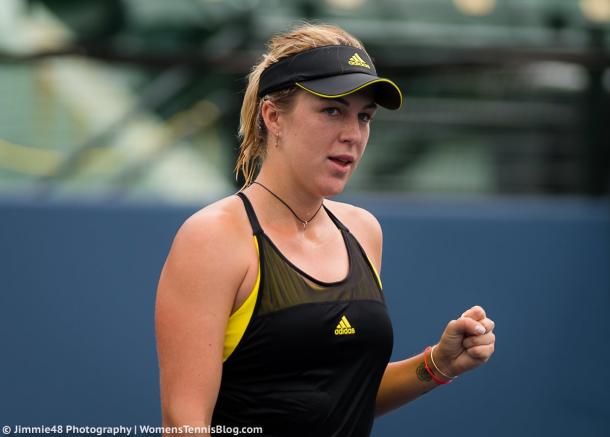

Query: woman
<box><xmin>155</xmin><ymin>23</ymin><xmax>495</xmax><ymax>437</ymax></box>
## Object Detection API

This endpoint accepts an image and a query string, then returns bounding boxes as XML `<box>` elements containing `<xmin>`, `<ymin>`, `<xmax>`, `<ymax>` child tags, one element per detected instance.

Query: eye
<box><xmin>323</xmin><ymin>107</ymin><xmax>340</xmax><ymax>116</ymax></box>
<box><xmin>359</xmin><ymin>112</ymin><xmax>373</xmax><ymax>123</ymax></box>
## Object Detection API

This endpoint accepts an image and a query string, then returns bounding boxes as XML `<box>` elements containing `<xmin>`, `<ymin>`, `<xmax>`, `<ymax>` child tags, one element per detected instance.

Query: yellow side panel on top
<box><xmin>223</xmin><ymin>236</ymin><xmax>260</xmax><ymax>362</ymax></box>
<box><xmin>365</xmin><ymin>253</ymin><xmax>383</xmax><ymax>290</ymax></box>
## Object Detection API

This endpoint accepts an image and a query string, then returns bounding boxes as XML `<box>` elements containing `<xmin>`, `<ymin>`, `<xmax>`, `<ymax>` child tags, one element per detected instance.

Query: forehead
<box><xmin>297</xmin><ymin>87</ymin><xmax>377</xmax><ymax>108</ymax></box>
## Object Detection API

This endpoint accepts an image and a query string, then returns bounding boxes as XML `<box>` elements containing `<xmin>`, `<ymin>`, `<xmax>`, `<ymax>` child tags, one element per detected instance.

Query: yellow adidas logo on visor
<box><xmin>348</xmin><ymin>53</ymin><xmax>370</xmax><ymax>69</ymax></box>
<box><xmin>334</xmin><ymin>315</ymin><xmax>356</xmax><ymax>335</ymax></box>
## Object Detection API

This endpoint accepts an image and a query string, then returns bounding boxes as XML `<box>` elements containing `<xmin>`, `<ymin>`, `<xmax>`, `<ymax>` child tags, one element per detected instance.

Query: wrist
<box><xmin>430</xmin><ymin>345</ymin><xmax>457</xmax><ymax>381</ymax></box>
<box><xmin>423</xmin><ymin>347</ymin><xmax>453</xmax><ymax>385</ymax></box>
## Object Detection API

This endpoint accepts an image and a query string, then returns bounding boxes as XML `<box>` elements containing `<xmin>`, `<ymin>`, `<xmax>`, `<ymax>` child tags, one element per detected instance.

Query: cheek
<box><xmin>294</xmin><ymin>123</ymin><xmax>332</xmax><ymax>151</ymax></box>
<box><xmin>362</xmin><ymin>122</ymin><xmax>371</xmax><ymax>138</ymax></box>
<box><xmin>359</xmin><ymin>126</ymin><xmax>370</xmax><ymax>151</ymax></box>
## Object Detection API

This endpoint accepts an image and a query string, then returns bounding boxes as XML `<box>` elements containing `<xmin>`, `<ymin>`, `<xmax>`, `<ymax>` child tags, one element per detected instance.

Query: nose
<box><xmin>339</xmin><ymin>114</ymin><xmax>363</xmax><ymax>145</ymax></box>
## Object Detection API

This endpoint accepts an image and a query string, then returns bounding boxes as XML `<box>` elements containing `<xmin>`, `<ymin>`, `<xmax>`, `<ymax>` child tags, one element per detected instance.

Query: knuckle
<box><xmin>470</xmin><ymin>346</ymin><xmax>487</xmax><ymax>359</ymax></box>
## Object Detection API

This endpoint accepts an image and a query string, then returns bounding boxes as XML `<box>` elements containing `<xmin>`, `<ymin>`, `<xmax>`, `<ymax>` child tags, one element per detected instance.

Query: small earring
<box><xmin>275</xmin><ymin>132</ymin><xmax>280</xmax><ymax>148</ymax></box>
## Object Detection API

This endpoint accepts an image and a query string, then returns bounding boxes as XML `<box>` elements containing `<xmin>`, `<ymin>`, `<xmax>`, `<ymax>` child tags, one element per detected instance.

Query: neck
<box><xmin>249</xmin><ymin>169</ymin><xmax>325</xmax><ymax>232</ymax></box>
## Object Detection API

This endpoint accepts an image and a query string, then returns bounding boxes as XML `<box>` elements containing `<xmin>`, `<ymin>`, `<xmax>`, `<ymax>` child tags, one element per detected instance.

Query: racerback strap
<box><xmin>322</xmin><ymin>205</ymin><xmax>350</xmax><ymax>233</ymax></box>
<box><xmin>236</xmin><ymin>192</ymin><xmax>263</xmax><ymax>235</ymax></box>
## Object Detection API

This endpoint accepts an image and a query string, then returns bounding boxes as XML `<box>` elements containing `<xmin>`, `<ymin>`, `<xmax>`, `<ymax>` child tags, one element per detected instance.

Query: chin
<box><xmin>319</xmin><ymin>179</ymin><xmax>349</xmax><ymax>197</ymax></box>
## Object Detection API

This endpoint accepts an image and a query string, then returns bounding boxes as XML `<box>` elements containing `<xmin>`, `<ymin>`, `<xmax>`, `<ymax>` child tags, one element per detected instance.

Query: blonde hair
<box><xmin>235</xmin><ymin>23</ymin><xmax>365</xmax><ymax>187</ymax></box>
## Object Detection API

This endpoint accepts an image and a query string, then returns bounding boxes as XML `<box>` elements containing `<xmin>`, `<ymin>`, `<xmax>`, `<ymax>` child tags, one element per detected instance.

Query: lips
<box><xmin>328</xmin><ymin>155</ymin><xmax>354</xmax><ymax>166</ymax></box>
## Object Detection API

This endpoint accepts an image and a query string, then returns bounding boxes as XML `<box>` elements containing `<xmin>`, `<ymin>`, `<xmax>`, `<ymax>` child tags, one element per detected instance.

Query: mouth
<box><xmin>328</xmin><ymin>155</ymin><xmax>354</xmax><ymax>169</ymax></box>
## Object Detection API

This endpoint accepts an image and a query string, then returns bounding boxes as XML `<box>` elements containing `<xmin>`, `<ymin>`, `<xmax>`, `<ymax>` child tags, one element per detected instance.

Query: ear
<box><xmin>260</xmin><ymin>99</ymin><xmax>281</xmax><ymax>137</ymax></box>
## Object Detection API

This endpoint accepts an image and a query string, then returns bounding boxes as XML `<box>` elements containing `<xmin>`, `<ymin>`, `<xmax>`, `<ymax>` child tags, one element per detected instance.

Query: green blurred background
<box><xmin>1</xmin><ymin>0</ymin><xmax>609</xmax><ymax>202</ymax></box>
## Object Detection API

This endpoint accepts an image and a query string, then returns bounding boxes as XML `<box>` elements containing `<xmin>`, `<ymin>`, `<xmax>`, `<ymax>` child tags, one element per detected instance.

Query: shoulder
<box><xmin>324</xmin><ymin>199</ymin><xmax>382</xmax><ymax>239</ymax></box>
<box><xmin>324</xmin><ymin>199</ymin><xmax>383</xmax><ymax>268</ymax></box>
<box><xmin>175</xmin><ymin>194</ymin><xmax>251</xmax><ymax>249</ymax></box>
<box><xmin>163</xmin><ymin>194</ymin><xmax>254</xmax><ymax>290</ymax></box>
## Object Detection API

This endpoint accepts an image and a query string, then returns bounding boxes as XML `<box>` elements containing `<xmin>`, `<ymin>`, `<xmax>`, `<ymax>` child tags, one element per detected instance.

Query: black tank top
<box><xmin>212</xmin><ymin>193</ymin><xmax>394</xmax><ymax>437</ymax></box>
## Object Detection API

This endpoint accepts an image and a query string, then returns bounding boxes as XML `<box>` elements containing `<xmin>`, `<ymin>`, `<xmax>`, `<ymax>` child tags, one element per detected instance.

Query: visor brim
<box><xmin>296</xmin><ymin>73</ymin><xmax>403</xmax><ymax>110</ymax></box>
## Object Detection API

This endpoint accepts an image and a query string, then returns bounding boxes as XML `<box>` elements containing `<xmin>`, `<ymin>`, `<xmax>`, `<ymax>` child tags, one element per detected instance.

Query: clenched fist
<box><xmin>432</xmin><ymin>306</ymin><xmax>496</xmax><ymax>379</ymax></box>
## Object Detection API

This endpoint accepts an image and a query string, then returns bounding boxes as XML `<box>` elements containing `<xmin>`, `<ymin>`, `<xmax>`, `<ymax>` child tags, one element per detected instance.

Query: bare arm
<box><xmin>155</xmin><ymin>206</ymin><xmax>251</xmax><ymax>436</ymax></box>
<box><xmin>375</xmin><ymin>350</ymin><xmax>443</xmax><ymax>416</ymax></box>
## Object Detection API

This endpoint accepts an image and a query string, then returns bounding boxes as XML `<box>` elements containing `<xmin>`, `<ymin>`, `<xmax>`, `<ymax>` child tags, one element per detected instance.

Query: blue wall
<box><xmin>1</xmin><ymin>196</ymin><xmax>609</xmax><ymax>436</ymax></box>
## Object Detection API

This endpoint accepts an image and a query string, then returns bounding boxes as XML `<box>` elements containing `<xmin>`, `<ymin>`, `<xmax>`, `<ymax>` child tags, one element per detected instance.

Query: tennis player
<box><xmin>155</xmin><ymin>23</ymin><xmax>495</xmax><ymax>437</ymax></box>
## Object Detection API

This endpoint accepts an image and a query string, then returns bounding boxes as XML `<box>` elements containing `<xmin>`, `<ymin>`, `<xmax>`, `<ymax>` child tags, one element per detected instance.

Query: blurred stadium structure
<box><xmin>0</xmin><ymin>0</ymin><xmax>609</xmax><ymax>202</ymax></box>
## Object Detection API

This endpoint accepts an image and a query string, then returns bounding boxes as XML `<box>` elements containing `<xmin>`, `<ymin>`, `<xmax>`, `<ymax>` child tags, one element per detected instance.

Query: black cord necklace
<box><xmin>252</xmin><ymin>181</ymin><xmax>324</xmax><ymax>230</ymax></box>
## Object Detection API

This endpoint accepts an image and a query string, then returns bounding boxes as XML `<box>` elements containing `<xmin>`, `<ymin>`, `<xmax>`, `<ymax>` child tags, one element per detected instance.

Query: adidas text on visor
<box><xmin>258</xmin><ymin>45</ymin><xmax>403</xmax><ymax>110</ymax></box>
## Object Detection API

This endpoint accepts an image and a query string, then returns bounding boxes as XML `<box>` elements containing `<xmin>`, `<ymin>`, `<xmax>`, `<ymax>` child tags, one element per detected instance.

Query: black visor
<box><xmin>258</xmin><ymin>45</ymin><xmax>403</xmax><ymax>110</ymax></box>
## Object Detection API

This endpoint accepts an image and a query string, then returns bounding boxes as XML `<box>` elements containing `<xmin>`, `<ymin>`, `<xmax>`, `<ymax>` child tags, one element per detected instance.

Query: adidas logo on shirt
<box><xmin>348</xmin><ymin>53</ymin><xmax>370</xmax><ymax>69</ymax></box>
<box><xmin>334</xmin><ymin>315</ymin><xmax>356</xmax><ymax>335</ymax></box>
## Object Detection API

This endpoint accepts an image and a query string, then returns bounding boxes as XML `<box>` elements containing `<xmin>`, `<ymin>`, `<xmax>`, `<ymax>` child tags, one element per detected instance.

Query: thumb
<box><xmin>461</xmin><ymin>305</ymin><xmax>486</xmax><ymax>321</ymax></box>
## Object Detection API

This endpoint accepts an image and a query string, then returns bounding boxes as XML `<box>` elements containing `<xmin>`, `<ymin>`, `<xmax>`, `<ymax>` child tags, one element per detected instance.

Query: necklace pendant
<box><xmin>250</xmin><ymin>181</ymin><xmax>323</xmax><ymax>230</ymax></box>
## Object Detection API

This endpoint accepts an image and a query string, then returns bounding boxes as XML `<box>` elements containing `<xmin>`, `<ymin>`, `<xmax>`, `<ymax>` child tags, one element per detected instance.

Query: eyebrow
<box><xmin>332</xmin><ymin>97</ymin><xmax>377</xmax><ymax>110</ymax></box>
